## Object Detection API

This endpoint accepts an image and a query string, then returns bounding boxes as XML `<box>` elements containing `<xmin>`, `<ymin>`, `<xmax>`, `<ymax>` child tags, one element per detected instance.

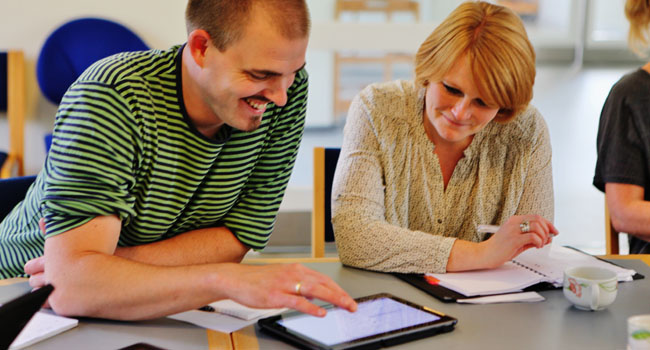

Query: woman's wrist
<box><xmin>446</xmin><ymin>239</ymin><xmax>486</xmax><ymax>272</ymax></box>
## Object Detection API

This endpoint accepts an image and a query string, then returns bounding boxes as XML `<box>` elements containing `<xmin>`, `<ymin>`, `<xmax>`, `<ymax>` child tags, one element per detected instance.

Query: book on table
<box><xmin>416</xmin><ymin>245</ymin><xmax>639</xmax><ymax>298</ymax></box>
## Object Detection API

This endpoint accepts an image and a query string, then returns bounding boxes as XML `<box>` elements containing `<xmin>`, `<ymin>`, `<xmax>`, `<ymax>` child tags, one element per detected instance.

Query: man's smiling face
<box><xmin>196</xmin><ymin>7</ymin><xmax>308</xmax><ymax>132</ymax></box>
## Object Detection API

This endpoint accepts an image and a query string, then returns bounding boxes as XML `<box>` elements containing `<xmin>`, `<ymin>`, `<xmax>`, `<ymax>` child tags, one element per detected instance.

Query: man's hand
<box><xmin>24</xmin><ymin>218</ymin><xmax>48</xmax><ymax>290</ymax></box>
<box><xmin>215</xmin><ymin>263</ymin><xmax>357</xmax><ymax>317</ymax></box>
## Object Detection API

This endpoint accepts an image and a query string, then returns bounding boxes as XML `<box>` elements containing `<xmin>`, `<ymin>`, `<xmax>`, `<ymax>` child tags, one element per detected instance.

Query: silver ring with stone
<box><xmin>520</xmin><ymin>221</ymin><xmax>531</xmax><ymax>233</ymax></box>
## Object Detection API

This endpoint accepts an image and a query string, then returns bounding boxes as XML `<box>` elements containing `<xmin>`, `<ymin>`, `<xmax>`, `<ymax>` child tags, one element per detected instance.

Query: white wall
<box><xmin>0</xmin><ymin>0</ymin><xmax>357</xmax><ymax>173</ymax></box>
<box><xmin>0</xmin><ymin>0</ymin><xmax>187</xmax><ymax>175</ymax></box>
<box><xmin>0</xmin><ymin>0</ymin><xmax>624</xmax><ymax>175</ymax></box>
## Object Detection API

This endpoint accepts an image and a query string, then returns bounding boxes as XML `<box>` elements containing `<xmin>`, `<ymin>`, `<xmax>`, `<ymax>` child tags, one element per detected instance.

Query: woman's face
<box><xmin>423</xmin><ymin>55</ymin><xmax>500</xmax><ymax>149</ymax></box>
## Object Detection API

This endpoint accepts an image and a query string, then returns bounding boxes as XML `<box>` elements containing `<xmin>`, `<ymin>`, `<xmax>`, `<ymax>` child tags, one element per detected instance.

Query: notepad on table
<box><xmin>168</xmin><ymin>300</ymin><xmax>287</xmax><ymax>334</ymax></box>
<box><xmin>10</xmin><ymin>311</ymin><xmax>78</xmax><ymax>350</ymax></box>
<box><xmin>207</xmin><ymin>299</ymin><xmax>286</xmax><ymax>321</ymax></box>
<box><xmin>426</xmin><ymin>245</ymin><xmax>637</xmax><ymax>297</ymax></box>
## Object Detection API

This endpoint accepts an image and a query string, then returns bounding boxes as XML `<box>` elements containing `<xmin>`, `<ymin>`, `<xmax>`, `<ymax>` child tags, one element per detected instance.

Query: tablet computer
<box><xmin>257</xmin><ymin>293</ymin><xmax>457</xmax><ymax>350</ymax></box>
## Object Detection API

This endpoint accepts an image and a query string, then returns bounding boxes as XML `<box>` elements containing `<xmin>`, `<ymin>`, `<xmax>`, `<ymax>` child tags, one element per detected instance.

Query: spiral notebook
<box><xmin>396</xmin><ymin>245</ymin><xmax>640</xmax><ymax>299</ymax></box>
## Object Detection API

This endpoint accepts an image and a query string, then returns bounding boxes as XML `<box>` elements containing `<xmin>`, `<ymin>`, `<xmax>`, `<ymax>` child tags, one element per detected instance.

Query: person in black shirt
<box><xmin>594</xmin><ymin>0</ymin><xmax>650</xmax><ymax>253</ymax></box>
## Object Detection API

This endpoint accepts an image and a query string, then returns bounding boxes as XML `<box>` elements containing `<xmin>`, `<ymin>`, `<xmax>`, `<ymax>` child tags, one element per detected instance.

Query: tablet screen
<box><xmin>277</xmin><ymin>296</ymin><xmax>441</xmax><ymax>346</ymax></box>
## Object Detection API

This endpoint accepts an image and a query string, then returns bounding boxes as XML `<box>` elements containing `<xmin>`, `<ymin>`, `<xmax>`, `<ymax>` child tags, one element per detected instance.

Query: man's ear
<box><xmin>187</xmin><ymin>29</ymin><xmax>211</xmax><ymax>68</ymax></box>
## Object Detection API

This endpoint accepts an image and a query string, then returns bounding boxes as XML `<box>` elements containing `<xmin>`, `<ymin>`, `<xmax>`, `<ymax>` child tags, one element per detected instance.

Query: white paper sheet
<box><xmin>208</xmin><ymin>299</ymin><xmax>285</xmax><ymax>321</ymax></box>
<box><xmin>168</xmin><ymin>300</ymin><xmax>286</xmax><ymax>333</ymax></box>
<box><xmin>457</xmin><ymin>291</ymin><xmax>545</xmax><ymax>304</ymax></box>
<box><xmin>10</xmin><ymin>311</ymin><xmax>78</xmax><ymax>350</ymax></box>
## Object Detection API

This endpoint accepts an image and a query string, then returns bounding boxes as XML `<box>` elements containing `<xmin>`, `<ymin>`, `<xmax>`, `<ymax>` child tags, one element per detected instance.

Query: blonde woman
<box><xmin>594</xmin><ymin>0</ymin><xmax>650</xmax><ymax>254</ymax></box>
<box><xmin>332</xmin><ymin>1</ymin><xmax>558</xmax><ymax>274</ymax></box>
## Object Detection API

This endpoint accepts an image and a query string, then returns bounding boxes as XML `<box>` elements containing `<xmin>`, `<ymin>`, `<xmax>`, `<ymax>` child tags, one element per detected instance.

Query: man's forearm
<box><xmin>46</xmin><ymin>252</ymin><xmax>233</xmax><ymax>320</ymax></box>
<box><xmin>41</xmin><ymin>216</ymin><xmax>357</xmax><ymax>320</ymax></box>
<box><xmin>611</xmin><ymin>200</ymin><xmax>650</xmax><ymax>240</ymax></box>
<box><xmin>606</xmin><ymin>183</ymin><xmax>650</xmax><ymax>240</ymax></box>
<box><xmin>114</xmin><ymin>226</ymin><xmax>249</xmax><ymax>266</ymax></box>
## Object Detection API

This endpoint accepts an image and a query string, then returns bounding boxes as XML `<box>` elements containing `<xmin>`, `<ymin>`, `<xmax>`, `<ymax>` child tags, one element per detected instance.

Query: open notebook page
<box><xmin>427</xmin><ymin>261</ymin><xmax>547</xmax><ymax>297</ymax></box>
<box><xmin>427</xmin><ymin>245</ymin><xmax>637</xmax><ymax>297</ymax></box>
<box><xmin>513</xmin><ymin>245</ymin><xmax>636</xmax><ymax>285</ymax></box>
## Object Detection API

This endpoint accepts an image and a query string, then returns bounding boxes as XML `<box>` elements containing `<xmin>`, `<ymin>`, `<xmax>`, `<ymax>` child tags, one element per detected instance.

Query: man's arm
<box><xmin>25</xmin><ymin>220</ymin><xmax>249</xmax><ymax>290</ymax></box>
<box><xmin>606</xmin><ymin>183</ymin><xmax>650</xmax><ymax>240</ymax></box>
<box><xmin>41</xmin><ymin>215</ymin><xmax>356</xmax><ymax>320</ymax></box>
<box><xmin>114</xmin><ymin>226</ymin><xmax>249</xmax><ymax>266</ymax></box>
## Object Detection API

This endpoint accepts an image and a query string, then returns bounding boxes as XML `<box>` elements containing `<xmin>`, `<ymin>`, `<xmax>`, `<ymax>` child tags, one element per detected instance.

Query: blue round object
<box><xmin>36</xmin><ymin>17</ymin><xmax>149</xmax><ymax>105</ymax></box>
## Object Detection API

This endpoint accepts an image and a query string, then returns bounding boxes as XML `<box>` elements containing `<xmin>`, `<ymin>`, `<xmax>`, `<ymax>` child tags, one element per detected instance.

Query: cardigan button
<box><xmin>437</xmin><ymin>219</ymin><xmax>442</xmax><ymax>224</ymax></box>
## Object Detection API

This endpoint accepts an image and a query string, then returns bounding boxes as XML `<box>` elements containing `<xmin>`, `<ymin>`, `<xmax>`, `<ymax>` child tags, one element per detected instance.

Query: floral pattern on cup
<box><xmin>566</xmin><ymin>278</ymin><xmax>583</xmax><ymax>297</ymax></box>
<box><xmin>563</xmin><ymin>266</ymin><xmax>618</xmax><ymax>311</ymax></box>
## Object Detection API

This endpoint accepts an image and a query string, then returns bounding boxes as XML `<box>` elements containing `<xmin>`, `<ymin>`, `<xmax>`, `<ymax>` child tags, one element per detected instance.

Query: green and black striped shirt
<box><xmin>0</xmin><ymin>45</ymin><xmax>307</xmax><ymax>278</ymax></box>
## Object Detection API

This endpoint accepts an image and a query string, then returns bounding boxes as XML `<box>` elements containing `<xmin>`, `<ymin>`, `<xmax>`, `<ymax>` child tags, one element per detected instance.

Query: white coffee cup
<box><xmin>629</xmin><ymin>315</ymin><xmax>650</xmax><ymax>350</ymax></box>
<box><xmin>563</xmin><ymin>266</ymin><xmax>617</xmax><ymax>311</ymax></box>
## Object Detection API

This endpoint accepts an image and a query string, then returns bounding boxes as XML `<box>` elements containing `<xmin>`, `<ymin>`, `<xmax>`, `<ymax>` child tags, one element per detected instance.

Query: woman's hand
<box><xmin>479</xmin><ymin>215</ymin><xmax>558</xmax><ymax>269</ymax></box>
<box><xmin>447</xmin><ymin>215</ymin><xmax>558</xmax><ymax>272</ymax></box>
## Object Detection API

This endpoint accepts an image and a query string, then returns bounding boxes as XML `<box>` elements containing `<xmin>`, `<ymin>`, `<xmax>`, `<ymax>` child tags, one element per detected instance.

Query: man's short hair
<box><xmin>186</xmin><ymin>0</ymin><xmax>311</xmax><ymax>52</ymax></box>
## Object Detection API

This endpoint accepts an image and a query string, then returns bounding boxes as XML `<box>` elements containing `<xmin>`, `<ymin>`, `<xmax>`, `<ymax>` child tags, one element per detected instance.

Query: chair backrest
<box><xmin>36</xmin><ymin>17</ymin><xmax>149</xmax><ymax>154</ymax></box>
<box><xmin>311</xmin><ymin>147</ymin><xmax>341</xmax><ymax>258</ymax></box>
<box><xmin>0</xmin><ymin>175</ymin><xmax>37</xmax><ymax>220</ymax></box>
<box><xmin>605</xmin><ymin>202</ymin><xmax>620</xmax><ymax>255</ymax></box>
<box><xmin>335</xmin><ymin>0</ymin><xmax>420</xmax><ymax>21</ymax></box>
<box><xmin>37</xmin><ymin>17</ymin><xmax>149</xmax><ymax>105</ymax></box>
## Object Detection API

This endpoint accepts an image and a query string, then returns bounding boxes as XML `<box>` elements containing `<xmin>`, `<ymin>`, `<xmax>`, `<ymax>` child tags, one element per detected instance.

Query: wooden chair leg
<box><xmin>312</xmin><ymin>147</ymin><xmax>326</xmax><ymax>258</ymax></box>
<box><xmin>605</xmin><ymin>202</ymin><xmax>619</xmax><ymax>255</ymax></box>
<box><xmin>1</xmin><ymin>50</ymin><xmax>25</xmax><ymax>178</ymax></box>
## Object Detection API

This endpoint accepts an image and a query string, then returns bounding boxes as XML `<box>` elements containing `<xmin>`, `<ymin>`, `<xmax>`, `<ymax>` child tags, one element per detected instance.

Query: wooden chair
<box><xmin>0</xmin><ymin>50</ymin><xmax>26</xmax><ymax>178</ymax></box>
<box><xmin>496</xmin><ymin>0</ymin><xmax>539</xmax><ymax>18</ymax></box>
<box><xmin>333</xmin><ymin>0</ymin><xmax>419</xmax><ymax>121</ymax></box>
<box><xmin>333</xmin><ymin>53</ymin><xmax>414</xmax><ymax>120</ymax></box>
<box><xmin>605</xmin><ymin>202</ymin><xmax>620</xmax><ymax>255</ymax></box>
<box><xmin>242</xmin><ymin>147</ymin><xmax>341</xmax><ymax>264</ymax></box>
<box><xmin>311</xmin><ymin>147</ymin><xmax>341</xmax><ymax>259</ymax></box>
<box><xmin>335</xmin><ymin>0</ymin><xmax>420</xmax><ymax>20</ymax></box>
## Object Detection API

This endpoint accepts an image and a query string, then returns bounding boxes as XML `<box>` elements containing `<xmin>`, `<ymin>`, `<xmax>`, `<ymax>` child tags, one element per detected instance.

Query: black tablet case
<box><xmin>257</xmin><ymin>293</ymin><xmax>457</xmax><ymax>350</ymax></box>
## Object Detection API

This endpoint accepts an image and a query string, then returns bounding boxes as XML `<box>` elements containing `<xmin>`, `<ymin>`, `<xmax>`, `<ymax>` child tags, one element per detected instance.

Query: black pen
<box><xmin>198</xmin><ymin>305</ymin><xmax>215</xmax><ymax>312</ymax></box>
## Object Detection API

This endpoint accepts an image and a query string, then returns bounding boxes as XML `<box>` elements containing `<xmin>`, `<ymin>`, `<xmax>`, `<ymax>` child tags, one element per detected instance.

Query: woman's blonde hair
<box><xmin>414</xmin><ymin>1</ymin><xmax>535</xmax><ymax>122</ymax></box>
<box><xmin>625</xmin><ymin>0</ymin><xmax>650</xmax><ymax>56</ymax></box>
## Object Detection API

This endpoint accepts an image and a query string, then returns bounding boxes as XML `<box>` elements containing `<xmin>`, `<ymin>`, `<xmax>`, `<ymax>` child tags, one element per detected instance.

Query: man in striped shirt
<box><xmin>0</xmin><ymin>0</ymin><xmax>357</xmax><ymax>319</ymax></box>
